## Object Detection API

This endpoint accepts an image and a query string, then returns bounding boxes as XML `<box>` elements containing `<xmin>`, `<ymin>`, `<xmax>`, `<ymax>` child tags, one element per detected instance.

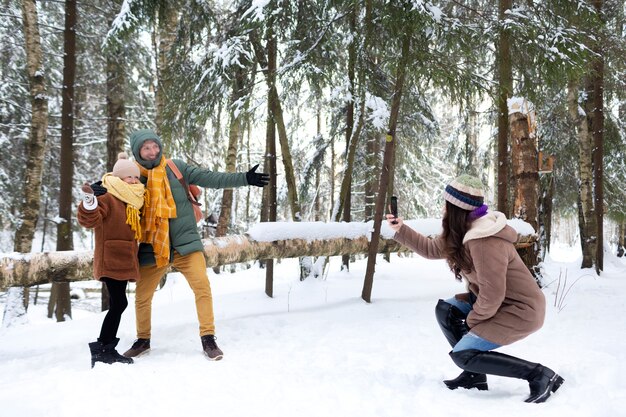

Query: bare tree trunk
<box><xmin>364</xmin><ymin>132</ymin><xmax>380</xmax><ymax>221</ymax></box>
<box><xmin>0</xmin><ymin>231</ymin><xmax>538</xmax><ymax>289</ymax></box>
<box><xmin>339</xmin><ymin>6</ymin><xmax>357</xmax><ymax>271</ymax></box>
<box><xmin>509</xmin><ymin>106</ymin><xmax>539</xmax><ymax>275</ymax></box>
<box><xmin>263</xmin><ymin>19</ymin><xmax>278</xmax><ymax>296</ymax></box>
<box><xmin>250</xmin><ymin>33</ymin><xmax>301</xmax><ymax>221</ymax></box>
<box><xmin>590</xmin><ymin>0</ymin><xmax>604</xmax><ymax>273</ymax></box>
<box><xmin>496</xmin><ymin>0</ymin><xmax>512</xmax><ymax>215</ymax></box>
<box><xmin>314</xmin><ymin>100</ymin><xmax>323</xmax><ymax>221</ymax></box>
<box><xmin>154</xmin><ymin>3</ymin><xmax>180</xmax><ymax>145</ymax></box>
<box><xmin>251</xmin><ymin>26</ymin><xmax>308</xmax><ymax>279</ymax></box>
<box><xmin>5</xmin><ymin>0</ymin><xmax>50</xmax><ymax>327</ymax></box>
<box><xmin>14</xmin><ymin>0</ymin><xmax>48</xmax><ymax>256</ymax></box>
<box><xmin>362</xmin><ymin>25</ymin><xmax>411</xmax><ymax>303</ymax></box>
<box><xmin>216</xmin><ymin>66</ymin><xmax>246</xmax><ymax>239</ymax></box>
<box><xmin>264</xmin><ymin>105</ymin><xmax>277</xmax><ymax>297</ymax></box>
<box><xmin>568</xmin><ymin>79</ymin><xmax>596</xmax><ymax>269</ymax></box>
<box><xmin>510</xmin><ymin>107</ymin><xmax>539</xmax><ymax>232</ymax></box>
<box><xmin>464</xmin><ymin>101</ymin><xmax>480</xmax><ymax>175</ymax></box>
<box><xmin>617</xmin><ymin>222</ymin><xmax>625</xmax><ymax>257</ymax></box>
<box><xmin>363</xmin><ymin>0</ymin><xmax>377</xmax><ymax>222</ymax></box>
<box><xmin>538</xmin><ymin>173</ymin><xmax>555</xmax><ymax>261</ymax></box>
<box><xmin>103</xmin><ymin>4</ymin><xmax>127</xmax><ymax>312</ymax></box>
<box><xmin>51</xmin><ymin>0</ymin><xmax>78</xmax><ymax>322</ymax></box>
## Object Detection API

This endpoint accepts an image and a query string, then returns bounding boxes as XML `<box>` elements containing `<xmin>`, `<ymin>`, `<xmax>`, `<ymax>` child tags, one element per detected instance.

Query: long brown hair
<box><xmin>442</xmin><ymin>200</ymin><xmax>474</xmax><ymax>281</ymax></box>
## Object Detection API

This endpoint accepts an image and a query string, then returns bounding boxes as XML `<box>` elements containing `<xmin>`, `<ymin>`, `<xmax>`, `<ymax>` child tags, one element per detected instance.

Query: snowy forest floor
<box><xmin>1</xmin><ymin>242</ymin><xmax>625</xmax><ymax>417</ymax></box>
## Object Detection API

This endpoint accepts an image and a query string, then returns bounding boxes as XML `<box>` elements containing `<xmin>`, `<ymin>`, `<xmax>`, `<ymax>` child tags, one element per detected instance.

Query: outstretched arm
<box><xmin>388</xmin><ymin>215</ymin><xmax>445</xmax><ymax>260</ymax></box>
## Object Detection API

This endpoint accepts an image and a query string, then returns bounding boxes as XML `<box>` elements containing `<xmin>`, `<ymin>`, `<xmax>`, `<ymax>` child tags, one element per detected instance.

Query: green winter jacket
<box><xmin>130</xmin><ymin>129</ymin><xmax>248</xmax><ymax>266</ymax></box>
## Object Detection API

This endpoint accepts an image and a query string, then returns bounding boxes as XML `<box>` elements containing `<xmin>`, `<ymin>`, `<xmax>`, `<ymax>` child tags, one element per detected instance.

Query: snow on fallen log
<box><xmin>0</xmin><ymin>220</ymin><xmax>536</xmax><ymax>289</ymax></box>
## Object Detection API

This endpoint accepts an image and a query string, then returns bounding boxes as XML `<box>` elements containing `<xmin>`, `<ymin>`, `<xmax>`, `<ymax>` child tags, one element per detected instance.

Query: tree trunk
<box><xmin>216</xmin><ymin>66</ymin><xmax>247</xmax><ymax>238</ymax></box>
<box><xmin>464</xmin><ymin>102</ymin><xmax>480</xmax><ymax>175</ymax></box>
<box><xmin>251</xmin><ymin>28</ymin><xmax>309</xmax><ymax>279</ymax></box>
<box><xmin>154</xmin><ymin>3</ymin><xmax>180</xmax><ymax>144</ymax></box>
<box><xmin>363</xmin><ymin>0</ymin><xmax>377</xmax><ymax>222</ymax></box>
<box><xmin>314</xmin><ymin>100</ymin><xmax>323</xmax><ymax>221</ymax></box>
<box><xmin>496</xmin><ymin>0</ymin><xmax>512</xmax><ymax>215</ymax></box>
<box><xmin>0</xmin><ymin>228</ymin><xmax>538</xmax><ymax>290</ymax></box>
<box><xmin>590</xmin><ymin>0</ymin><xmax>604</xmax><ymax>273</ymax></box>
<box><xmin>14</xmin><ymin>0</ymin><xmax>48</xmax><ymax>256</ymax></box>
<box><xmin>510</xmin><ymin>107</ymin><xmax>539</xmax><ymax>232</ymax></box>
<box><xmin>538</xmin><ymin>173</ymin><xmax>555</xmax><ymax>261</ymax></box>
<box><xmin>52</xmin><ymin>0</ymin><xmax>78</xmax><ymax>322</ymax></box>
<box><xmin>362</xmin><ymin>24</ymin><xmax>412</xmax><ymax>303</ymax></box>
<box><xmin>264</xmin><ymin>108</ymin><xmax>277</xmax><ymax>297</ymax></box>
<box><xmin>509</xmin><ymin>106</ymin><xmax>540</xmax><ymax>276</ymax></box>
<box><xmin>104</xmin><ymin>5</ymin><xmax>126</xmax><ymax>312</ymax></box>
<box><xmin>250</xmin><ymin>33</ymin><xmax>301</xmax><ymax>221</ymax></box>
<box><xmin>6</xmin><ymin>0</ymin><xmax>50</xmax><ymax>327</ymax></box>
<box><xmin>364</xmin><ymin>131</ymin><xmax>380</xmax><ymax>221</ymax></box>
<box><xmin>617</xmin><ymin>222</ymin><xmax>625</xmax><ymax>257</ymax></box>
<box><xmin>568</xmin><ymin>79</ymin><xmax>596</xmax><ymax>269</ymax></box>
<box><xmin>339</xmin><ymin>6</ymin><xmax>357</xmax><ymax>271</ymax></box>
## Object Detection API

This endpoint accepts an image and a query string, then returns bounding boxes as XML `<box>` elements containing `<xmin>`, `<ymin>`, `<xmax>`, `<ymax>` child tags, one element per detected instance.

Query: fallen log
<box><xmin>0</xmin><ymin>232</ymin><xmax>537</xmax><ymax>289</ymax></box>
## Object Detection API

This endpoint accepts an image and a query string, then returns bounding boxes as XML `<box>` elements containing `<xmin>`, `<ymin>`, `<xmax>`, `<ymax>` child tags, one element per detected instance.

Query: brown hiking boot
<box><xmin>123</xmin><ymin>338</ymin><xmax>151</xmax><ymax>358</ymax></box>
<box><xmin>201</xmin><ymin>335</ymin><xmax>223</xmax><ymax>361</ymax></box>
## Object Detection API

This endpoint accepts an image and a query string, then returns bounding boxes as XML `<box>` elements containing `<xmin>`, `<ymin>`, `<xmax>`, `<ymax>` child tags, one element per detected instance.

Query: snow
<box><xmin>507</xmin><ymin>96</ymin><xmax>534</xmax><ymax>117</ymax></box>
<box><xmin>241</xmin><ymin>0</ymin><xmax>271</xmax><ymax>22</ymax></box>
<box><xmin>365</xmin><ymin>93</ymin><xmax>390</xmax><ymax>131</ymax></box>
<box><xmin>247</xmin><ymin>218</ymin><xmax>535</xmax><ymax>242</ymax></box>
<box><xmin>1</xmin><ymin>237</ymin><xmax>625</xmax><ymax>417</ymax></box>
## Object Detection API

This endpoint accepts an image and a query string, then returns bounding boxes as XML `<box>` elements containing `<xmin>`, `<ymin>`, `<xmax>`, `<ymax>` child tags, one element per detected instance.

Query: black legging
<box><xmin>98</xmin><ymin>278</ymin><xmax>129</xmax><ymax>344</ymax></box>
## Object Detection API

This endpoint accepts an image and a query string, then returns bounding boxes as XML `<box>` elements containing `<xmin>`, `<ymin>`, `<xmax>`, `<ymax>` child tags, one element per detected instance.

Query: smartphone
<box><xmin>389</xmin><ymin>195</ymin><xmax>398</xmax><ymax>224</ymax></box>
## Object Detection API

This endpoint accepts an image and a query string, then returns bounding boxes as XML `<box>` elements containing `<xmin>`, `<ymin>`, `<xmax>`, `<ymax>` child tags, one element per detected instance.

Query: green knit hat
<box><xmin>130</xmin><ymin>129</ymin><xmax>163</xmax><ymax>169</ymax></box>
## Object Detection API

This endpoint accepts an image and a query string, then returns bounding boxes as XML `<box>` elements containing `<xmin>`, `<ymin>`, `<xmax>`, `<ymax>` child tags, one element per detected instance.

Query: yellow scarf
<box><xmin>101</xmin><ymin>174</ymin><xmax>146</xmax><ymax>240</ymax></box>
<box><xmin>137</xmin><ymin>157</ymin><xmax>177</xmax><ymax>267</ymax></box>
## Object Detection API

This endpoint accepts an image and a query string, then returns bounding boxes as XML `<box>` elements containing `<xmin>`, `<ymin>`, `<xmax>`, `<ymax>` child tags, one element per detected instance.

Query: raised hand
<box><xmin>246</xmin><ymin>164</ymin><xmax>270</xmax><ymax>187</ymax></box>
<box><xmin>89</xmin><ymin>180</ymin><xmax>108</xmax><ymax>196</ymax></box>
<box><xmin>81</xmin><ymin>182</ymin><xmax>97</xmax><ymax>208</ymax></box>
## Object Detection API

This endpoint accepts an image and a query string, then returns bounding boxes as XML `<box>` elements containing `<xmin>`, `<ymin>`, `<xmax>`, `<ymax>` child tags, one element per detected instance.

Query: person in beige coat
<box><xmin>387</xmin><ymin>175</ymin><xmax>563</xmax><ymax>403</ymax></box>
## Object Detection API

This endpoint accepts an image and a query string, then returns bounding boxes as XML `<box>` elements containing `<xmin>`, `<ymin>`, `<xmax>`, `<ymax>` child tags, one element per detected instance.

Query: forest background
<box><xmin>0</xmin><ymin>0</ymin><xmax>625</xmax><ymax>322</ymax></box>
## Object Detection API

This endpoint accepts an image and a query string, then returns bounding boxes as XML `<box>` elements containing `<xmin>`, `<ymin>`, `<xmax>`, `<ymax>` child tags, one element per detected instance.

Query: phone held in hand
<box><xmin>390</xmin><ymin>195</ymin><xmax>398</xmax><ymax>224</ymax></box>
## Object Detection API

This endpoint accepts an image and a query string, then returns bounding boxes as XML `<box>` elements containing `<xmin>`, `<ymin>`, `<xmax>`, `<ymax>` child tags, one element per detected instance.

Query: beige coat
<box><xmin>394</xmin><ymin>211</ymin><xmax>545</xmax><ymax>345</ymax></box>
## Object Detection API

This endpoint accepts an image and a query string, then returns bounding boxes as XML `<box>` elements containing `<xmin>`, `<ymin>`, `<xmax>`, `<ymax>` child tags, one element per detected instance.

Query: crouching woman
<box><xmin>387</xmin><ymin>175</ymin><xmax>564</xmax><ymax>403</ymax></box>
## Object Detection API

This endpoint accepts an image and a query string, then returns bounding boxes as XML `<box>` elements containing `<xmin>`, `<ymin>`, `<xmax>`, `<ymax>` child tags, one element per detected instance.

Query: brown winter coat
<box><xmin>77</xmin><ymin>193</ymin><xmax>140</xmax><ymax>281</ymax></box>
<box><xmin>393</xmin><ymin>212</ymin><xmax>545</xmax><ymax>346</ymax></box>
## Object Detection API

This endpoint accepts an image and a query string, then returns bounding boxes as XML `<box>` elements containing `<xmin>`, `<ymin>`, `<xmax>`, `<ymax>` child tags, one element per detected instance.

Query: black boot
<box><xmin>89</xmin><ymin>338</ymin><xmax>134</xmax><ymax>368</ymax></box>
<box><xmin>443</xmin><ymin>371</ymin><xmax>488</xmax><ymax>391</ymax></box>
<box><xmin>435</xmin><ymin>299</ymin><xmax>469</xmax><ymax>347</ymax></box>
<box><xmin>450</xmin><ymin>349</ymin><xmax>564</xmax><ymax>403</ymax></box>
<box><xmin>435</xmin><ymin>300</ymin><xmax>488</xmax><ymax>390</ymax></box>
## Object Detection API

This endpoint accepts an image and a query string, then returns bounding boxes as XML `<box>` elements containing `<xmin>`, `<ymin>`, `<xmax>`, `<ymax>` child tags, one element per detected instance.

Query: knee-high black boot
<box><xmin>435</xmin><ymin>300</ymin><xmax>487</xmax><ymax>391</ymax></box>
<box><xmin>450</xmin><ymin>349</ymin><xmax>564</xmax><ymax>403</ymax></box>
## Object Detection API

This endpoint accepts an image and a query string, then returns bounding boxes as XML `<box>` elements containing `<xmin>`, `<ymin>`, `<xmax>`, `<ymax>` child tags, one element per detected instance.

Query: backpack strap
<box><xmin>166</xmin><ymin>159</ymin><xmax>201</xmax><ymax>207</ymax></box>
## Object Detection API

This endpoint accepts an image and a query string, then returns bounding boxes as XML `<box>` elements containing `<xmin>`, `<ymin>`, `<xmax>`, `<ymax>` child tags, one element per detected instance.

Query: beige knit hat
<box><xmin>443</xmin><ymin>174</ymin><xmax>485</xmax><ymax>211</ymax></box>
<box><xmin>112</xmin><ymin>152</ymin><xmax>140</xmax><ymax>179</ymax></box>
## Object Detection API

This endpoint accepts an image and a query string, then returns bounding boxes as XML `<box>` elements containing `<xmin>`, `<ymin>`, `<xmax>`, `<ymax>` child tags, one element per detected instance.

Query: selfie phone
<box><xmin>390</xmin><ymin>195</ymin><xmax>398</xmax><ymax>224</ymax></box>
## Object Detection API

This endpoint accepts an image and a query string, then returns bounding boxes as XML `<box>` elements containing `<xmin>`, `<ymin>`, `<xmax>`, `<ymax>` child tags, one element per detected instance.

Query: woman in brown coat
<box><xmin>78</xmin><ymin>152</ymin><xmax>145</xmax><ymax>368</ymax></box>
<box><xmin>387</xmin><ymin>175</ymin><xmax>563</xmax><ymax>403</ymax></box>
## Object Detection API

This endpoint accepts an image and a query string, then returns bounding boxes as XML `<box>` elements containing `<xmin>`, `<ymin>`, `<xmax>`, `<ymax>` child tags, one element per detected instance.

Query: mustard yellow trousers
<box><xmin>134</xmin><ymin>251</ymin><xmax>215</xmax><ymax>339</ymax></box>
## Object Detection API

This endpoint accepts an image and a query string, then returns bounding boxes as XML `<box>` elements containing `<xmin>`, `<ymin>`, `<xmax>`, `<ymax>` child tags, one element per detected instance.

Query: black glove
<box><xmin>246</xmin><ymin>164</ymin><xmax>270</xmax><ymax>187</ymax></box>
<box><xmin>90</xmin><ymin>180</ymin><xmax>107</xmax><ymax>196</ymax></box>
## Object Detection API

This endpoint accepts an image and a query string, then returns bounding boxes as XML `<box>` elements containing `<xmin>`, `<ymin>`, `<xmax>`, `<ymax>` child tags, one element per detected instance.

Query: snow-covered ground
<box><xmin>1</xmin><ymin>241</ymin><xmax>625</xmax><ymax>417</ymax></box>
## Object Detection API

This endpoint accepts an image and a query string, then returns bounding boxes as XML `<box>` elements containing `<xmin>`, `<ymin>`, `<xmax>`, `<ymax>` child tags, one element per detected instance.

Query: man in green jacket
<box><xmin>122</xmin><ymin>129</ymin><xmax>268</xmax><ymax>360</ymax></box>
